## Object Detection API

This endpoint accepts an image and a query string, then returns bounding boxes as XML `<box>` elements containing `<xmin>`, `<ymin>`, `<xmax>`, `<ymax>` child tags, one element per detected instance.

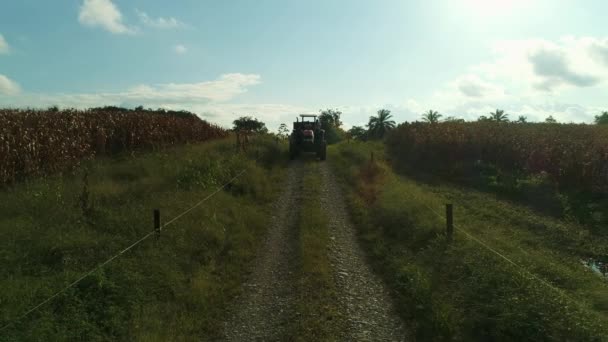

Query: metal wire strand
<box><xmin>0</xmin><ymin>169</ymin><xmax>247</xmax><ymax>332</ymax></box>
<box><xmin>416</xmin><ymin>198</ymin><xmax>579</xmax><ymax>303</ymax></box>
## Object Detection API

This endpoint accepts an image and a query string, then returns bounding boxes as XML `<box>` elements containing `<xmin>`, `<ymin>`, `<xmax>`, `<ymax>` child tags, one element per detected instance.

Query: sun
<box><xmin>462</xmin><ymin>0</ymin><xmax>527</xmax><ymax>16</ymax></box>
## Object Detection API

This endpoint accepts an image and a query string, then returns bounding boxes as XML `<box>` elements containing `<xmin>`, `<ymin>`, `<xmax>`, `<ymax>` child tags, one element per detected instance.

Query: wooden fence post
<box><xmin>154</xmin><ymin>209</ymin><xmax>161</xmax><ymax>239</ymax></box>
<box><xmin>446</xmin><ymin>204</ymin><xmax>453</xmax><ymax>242</ymax></box>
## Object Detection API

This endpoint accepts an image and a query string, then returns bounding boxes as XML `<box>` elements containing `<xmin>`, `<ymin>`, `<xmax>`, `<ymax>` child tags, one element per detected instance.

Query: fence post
<box><xmin>446</xmin><ymin>204</ymin><xmax>453</xmax><ymax>242</ymax></box>
<box><xmin>154</xmin><ymin>209</ymin><xmax>161</xmax><ymax>239</ymax></box>
<box><xmin>371</xmin><ymin>151</ymin><xmax>374</xmax><ymax>163</ymax></box>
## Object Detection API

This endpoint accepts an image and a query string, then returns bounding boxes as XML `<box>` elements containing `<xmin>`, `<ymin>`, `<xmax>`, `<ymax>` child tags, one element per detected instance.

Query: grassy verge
<box><xmin>290</xmin><ymin>161</ymin><xmax>345</xmax><ymax>341</ymax></box>
<box><xmin>0</xmin><ymin>136</ymin><xmax>287</xmax><ymax>341</ymax></box>
<box><xmin>329</xmin><ymin>141</ymin><xmax>608</xmax><ymax>341</ymax></box>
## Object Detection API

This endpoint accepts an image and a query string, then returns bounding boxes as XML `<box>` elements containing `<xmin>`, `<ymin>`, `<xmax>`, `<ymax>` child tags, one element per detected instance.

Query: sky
<box><xmin>1</xmin><ymin>0</ymin><xmax>608</xmax><ymax>130</ymax></box>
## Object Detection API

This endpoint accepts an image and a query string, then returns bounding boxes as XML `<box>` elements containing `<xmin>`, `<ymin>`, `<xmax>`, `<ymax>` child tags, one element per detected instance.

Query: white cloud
<box><xmin>136</xmin><ymin>10</ymin><xmax>185</xmax><ymax>29</ymax></box>
<box><xmin>124</xmin><ymin>73</ymin><xmax>261</xmax><ymax>102</ymax></box>
<box><xmin>0</xmin><ymin>74</ymin><xmax>20</xmax><ymax>95</ymax></box>
<box><xmin>177</xmin><ymin>103</ymin><xmax>311</xmax><ymax>128</ymax></box>
<box><xmin>0</xmin><ymin>73</ymin><xmax>260</xmax><ymax>117</ymax></box>
<box><xmin>174</xmin><ymin>44</ymin><xmax>187</xmax><ymax>54</ymax></box>
<box><xmin>404</xmin><ymin>99</ymin><xmax>424</xmax><ymax>114</ymax></box>
<box><xmin>529</xmin><ymin>46</ymin><xmax>599</xmax><ymax>91</ymax></box>
<box><xmin>0</xmin><ymin>73</ymin><xmax>269</xmax><ymax>127</ymax></box>
<box><xmin>0</xmin><ymin>34</ymin><xmax>9</xmax><ymax>54</ymax></box>
<box><xmin>590</xmin><ymin>38</ymin><xmax>608</xmax><ymax>67</ymax></box>
<box><xmin>419</xmin><ymin>36</ymin><xmax>608</xmax><ymax>123</ymax></box>
<box><xmin>453</xmin><ymin>74</ymin><xmax>506</xmax><ymax>99</ymax></box>
<box><xmin>471</xmin><ymin>37</ymin><xmax>608</xmax><ymax>94</ymax></box>
<box><xmin>78</xmin><ymin>0</ymin><xmax>135</xmax><ymax>34</ymax></box>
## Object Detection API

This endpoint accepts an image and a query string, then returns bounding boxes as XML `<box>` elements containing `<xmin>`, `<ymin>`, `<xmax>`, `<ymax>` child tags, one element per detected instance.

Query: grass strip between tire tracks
<box><xmin>289</xmin><ymin>160</ymin><xmax>345</xmax><ymax>341</ymax></box>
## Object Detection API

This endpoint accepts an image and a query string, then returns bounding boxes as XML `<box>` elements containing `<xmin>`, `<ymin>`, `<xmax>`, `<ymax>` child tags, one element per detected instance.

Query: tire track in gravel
<box><xmin>222</xmin><ymin>162</ymin><xmax>303</xmax><ymax>341</ymax></box>
<box><xmin>319</xmin><ymin>162</ymin><xmax>409</xmax><ymax>341</ymax></box>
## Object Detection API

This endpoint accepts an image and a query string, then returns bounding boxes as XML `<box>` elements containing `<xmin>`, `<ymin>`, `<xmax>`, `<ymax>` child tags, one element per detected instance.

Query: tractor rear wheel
<box><xmin>318</xmin><ymin>141</ymin><xmax>327</xmax><ymax>161</ymax></box>
<box><xmin>289</xmin><ymin>143</ymin><xmax>296</xmax><ymax>160</ymax></box>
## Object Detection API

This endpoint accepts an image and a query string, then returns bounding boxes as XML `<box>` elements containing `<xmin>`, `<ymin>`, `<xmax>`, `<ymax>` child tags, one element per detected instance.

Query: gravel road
<box><xmin>222</xmin><ymin>162</ymin><xmax>303</xmax><ymax>341</ymax></box>
<box><xmin>222</xmin><ymin>160</ymin><xmax>408</xmax><ymax>341</ymax></box>
<box><xmin>320</xmin><ymin>163</ymin><xmax>408</xmax><ymax>341</ymax></box>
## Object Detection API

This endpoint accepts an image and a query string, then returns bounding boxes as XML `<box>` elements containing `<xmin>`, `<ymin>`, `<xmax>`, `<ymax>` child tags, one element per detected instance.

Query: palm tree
<box><xmin>489</xmin><ymin>109</ymin><xmax>509</xmax><ymax>122</ymax></box>
<box><xmin>517</xmin><ymin>115</ymin><xmax>527</xmax><ymax>123</ymax></box>
<box><xmin>421</xmin><ymin>110</ymin><xmax>442</xmax><ymax>124</ymax></box>
<box><xmin>367</xmin><ymin>109</ymin><xmax>396</xmax><ymax>139</ymax></box>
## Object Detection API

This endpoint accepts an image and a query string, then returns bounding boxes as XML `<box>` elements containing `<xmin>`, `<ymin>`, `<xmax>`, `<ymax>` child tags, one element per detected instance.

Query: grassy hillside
<box><xmin>330</xmin><ymin>141</ymin><xmax>608</xmax><ymax>341</ymax></box>
<box><xmin>0</xmin><ymin>136</ymin><xmax>286</xmax><ymax>341</ymax></box>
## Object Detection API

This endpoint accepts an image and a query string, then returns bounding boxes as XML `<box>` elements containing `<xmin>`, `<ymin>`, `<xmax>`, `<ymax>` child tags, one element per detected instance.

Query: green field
<box><xmin>329</xmin><ymin>141</ymin><xmax>608</xmax><ymax>341</ymax></box>
<box><xmin>2</xmin><ymin>125</ymin><xmax>607</xmax><ymax>341</ymax></box>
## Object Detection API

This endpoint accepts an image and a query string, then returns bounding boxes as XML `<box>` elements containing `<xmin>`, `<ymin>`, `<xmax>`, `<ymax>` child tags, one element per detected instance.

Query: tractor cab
<box><xmin>289</xmin><ymin>114</ymin><xmax>327</xmax><ymax>160</ymax></box>
<box><xmin>293</xmin><ymin>114</ymin><xmax>320</xmax><ymax>130</ymax></box>
<box><xmin>294</xmin><ymin>114</ymin><xmax>319</xmax><ymax>143</ymax></box>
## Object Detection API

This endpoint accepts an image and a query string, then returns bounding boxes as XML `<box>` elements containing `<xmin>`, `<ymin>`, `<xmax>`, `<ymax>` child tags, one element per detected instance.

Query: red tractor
<box><xmin>289</xmin><ymin>114</ymin><xmax>327</xmax><ymax>160</ymax></box>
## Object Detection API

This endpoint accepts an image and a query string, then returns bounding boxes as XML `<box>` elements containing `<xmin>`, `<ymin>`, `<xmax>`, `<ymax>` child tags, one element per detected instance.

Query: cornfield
<box><xmin>0</xmin><ymin>107</ymin><xmax>228</xmax><ymax>185</ymax></box>
<box><xmin>386</xmin><ymin>122</ymin><xmax>608</xmax><ymax>194</ymax></box>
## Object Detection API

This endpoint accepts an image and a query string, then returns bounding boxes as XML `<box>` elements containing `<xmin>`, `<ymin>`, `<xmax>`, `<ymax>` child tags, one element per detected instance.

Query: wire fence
<box><xmin>0</xmin><ymin>169</ymin><xmax>247</xmax><ymax>332</ymax></box>
<box><xmin>2</xmin><ymin>146</ymin><xmax>595</xmax><ymax>332</ymax></box>
<box><xmin>359</xmin><ymin>151</ymin><xmax>606</xmax><ymax>297</ymax></box>
<box><xmin>412</xmin><ymin>195</ymin><xmax>584</xmax><ymax>306</ymax></box>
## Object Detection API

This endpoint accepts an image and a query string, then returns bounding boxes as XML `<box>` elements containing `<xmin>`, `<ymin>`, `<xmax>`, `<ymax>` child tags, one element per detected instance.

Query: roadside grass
<box><xmin>329</xmin><ymin>141</ymin><xmax>608</xmax><ymax>341</ymax></box>
<box><xmin>0</xmin><ymin>136</ymin><xmax>287</xmax><ymax>341</ymax></box>
<box><xmin>290</xmin><ymin>160</ymin><xmax>345</xmax><ymax>341</ymax></box>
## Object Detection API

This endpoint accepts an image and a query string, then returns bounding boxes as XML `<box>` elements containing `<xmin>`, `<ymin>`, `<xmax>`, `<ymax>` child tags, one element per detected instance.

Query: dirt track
<box><xmin>222</xmin><ymin>162</ymin><xmax>302</xmax><ymax>341</ymax></box>
<box><xmin>222</xmin><ymin>160</ymin><xmax>408</xmax><ymax>341</ymax></box>
<box><xmin>320</xmin><ymin>163</ymin><xmax>407</xmax><ymax>341</ymax></box>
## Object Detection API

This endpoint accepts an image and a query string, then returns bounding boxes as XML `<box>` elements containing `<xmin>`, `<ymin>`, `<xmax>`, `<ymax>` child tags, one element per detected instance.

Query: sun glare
<box><xmin>463</xmin><ymin>0</ymin><xmax>527</xmax><ymax>16</ymax></box>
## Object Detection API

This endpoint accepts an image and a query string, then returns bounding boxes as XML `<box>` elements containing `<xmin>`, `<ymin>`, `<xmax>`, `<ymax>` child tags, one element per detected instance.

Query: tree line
<box><xmin>419</xmin><ymin>109</ymin><xmax>608</xmax><ymax>125</ymax></box>
<box><xmin>338</xmin><ymin>108</ymin><xmax>608</xmax><ymax>141</ymax></box>
<box><xmin>232</xmin><ymin>109</ymin><xmax>608</xmax><ymax>144</ymax></box>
